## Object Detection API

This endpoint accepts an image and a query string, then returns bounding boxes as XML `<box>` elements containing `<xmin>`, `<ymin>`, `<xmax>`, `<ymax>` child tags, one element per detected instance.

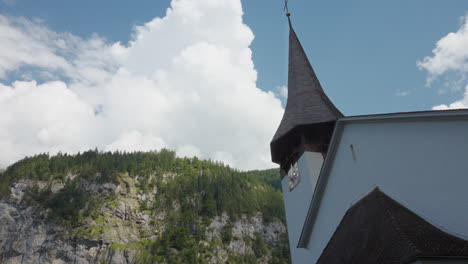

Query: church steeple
<box><xmin>271</xmin><ymin>16</ymin><xmax>343</xmax><ymax>172</ymax></box>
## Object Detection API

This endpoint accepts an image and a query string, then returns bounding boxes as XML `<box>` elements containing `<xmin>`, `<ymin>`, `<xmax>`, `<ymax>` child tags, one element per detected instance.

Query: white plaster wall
<box><xmin>307</xmin><ymin>118</ymin><xmax>468</xmax><ymax>263</ymax></box>
<box><xmin>281</xmin><ymin>152</ymin><xmax>323</xmax><ymax>264</ymax></box>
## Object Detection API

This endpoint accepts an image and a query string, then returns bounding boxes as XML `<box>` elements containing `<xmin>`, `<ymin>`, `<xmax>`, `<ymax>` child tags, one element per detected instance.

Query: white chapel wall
<box><xmin>281</xmin><ymin>151</ymin><xmax>323</xmax><ymax>264</ymax></box>
<box><xmin>307</xmin><ymin>118</ymin><xmax>468</xmax><ymax>263</ymax></box>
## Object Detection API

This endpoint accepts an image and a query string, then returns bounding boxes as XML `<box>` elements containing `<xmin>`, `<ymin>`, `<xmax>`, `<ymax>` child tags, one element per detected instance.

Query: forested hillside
<box><xmin>0</xmin><ymin>150</ymin><xmax>290</xmax><ymax>263</ymax></box>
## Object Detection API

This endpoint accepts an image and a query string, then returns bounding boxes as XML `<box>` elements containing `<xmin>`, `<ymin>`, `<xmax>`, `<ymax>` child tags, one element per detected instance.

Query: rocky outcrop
<box><xmin>205</xmin><ymin>212</ymin><xmax>286</xmax><ymax>261</ymax></box>
<box><xmin>0</xmin><ymin>199</ymin><xmax>138</xmax><ymax>264</ymax></box>
<box><xmin>0</xmin><ymin>174</ymin><xmax>288</xmax><ymax>264</ymax></box>
<box><xmin>207</xmin><ymin>212</ymin><xmax>286</xmax><ymax>243</ymax></box>
<box><xmin>0</xmin><ymin>176</ymin><xmax>146</xmax><ymax>264</ymax></box>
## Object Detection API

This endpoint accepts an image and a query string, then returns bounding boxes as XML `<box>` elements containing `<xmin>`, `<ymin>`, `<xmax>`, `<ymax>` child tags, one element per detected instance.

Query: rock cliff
<box><xmin>0</xmin><ymin>151</ymin><xmax>290</xmax><ymax>263</ymax></box>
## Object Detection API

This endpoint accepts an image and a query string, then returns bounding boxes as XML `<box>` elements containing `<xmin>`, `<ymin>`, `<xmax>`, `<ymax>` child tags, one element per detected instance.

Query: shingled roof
<box><xmin>270</xmin><ymin>18</ymin><xmax>343</xmax><ymax>170</ymax></box>
<box><xmin>317</xmin><ymin>188</ymin><xmax>468</xmax><ymax>264</ymax></box>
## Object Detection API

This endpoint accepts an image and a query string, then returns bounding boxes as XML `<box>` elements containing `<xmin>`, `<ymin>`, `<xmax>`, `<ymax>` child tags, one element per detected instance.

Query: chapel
<box><xmin>273</xmin><ymin>13</ymin><xmax>468</xmax><ymax>264</ymax></box>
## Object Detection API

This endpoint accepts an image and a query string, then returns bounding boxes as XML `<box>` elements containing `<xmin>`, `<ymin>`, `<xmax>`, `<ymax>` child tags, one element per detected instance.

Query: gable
<box><xmin>317</xmin><ymin>188</ymin><xmax>468</xmax><ymax>264</ymax></box>
<box><xmin>299</xmin><ymin>110</ymin><xmax>468</xmax><ymax>263</ymax></box>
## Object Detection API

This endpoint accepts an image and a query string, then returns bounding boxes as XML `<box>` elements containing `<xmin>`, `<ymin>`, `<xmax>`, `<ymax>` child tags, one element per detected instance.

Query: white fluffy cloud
<box><xmin>276</xmin><ymin>85</ymin><xmax>288</xmax><ymax>100</ymax></box>
<box><xmin>431</xmin><ymin>84</ymin><xmax>468</xmax><ymax>110</ymax></box>
<box><xmin>418</xmin><ymin>15</ymin><xmax>468</xmax><ymax>110</ymax></box>
<box><xmin>0</xmin><ymin>0</ymin><xmax>284</xmax><ymax>170</ymax></box>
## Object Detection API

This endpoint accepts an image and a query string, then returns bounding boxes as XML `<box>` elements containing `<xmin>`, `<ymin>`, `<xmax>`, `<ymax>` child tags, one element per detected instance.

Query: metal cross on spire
<box><xmin>284</xmin><ymin>0</ymin><xmax>291</xmax><ymax>18</ymax></box>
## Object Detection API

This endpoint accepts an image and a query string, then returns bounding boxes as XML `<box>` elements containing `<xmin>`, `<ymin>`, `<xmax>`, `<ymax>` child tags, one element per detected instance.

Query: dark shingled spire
<box><xmin>317</xmin><ymin>188</ymin><xmax>468</xmax><ymax>264</ymax></box>
<box><xmin>271</xmin><ymin>17</ymin><xmax>343</xmax><ymax>171</ymax></box>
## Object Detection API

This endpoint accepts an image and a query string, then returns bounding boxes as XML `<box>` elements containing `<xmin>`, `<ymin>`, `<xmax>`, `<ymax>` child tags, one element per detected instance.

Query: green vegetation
<box><xmin>0</xmin><ymin>149</ymin><xmax>290</xmax><ymax>263</ymax></box>
<box><xmin>1</xmin><ymin>149</ymin><xmax>180</xmax><ymax>197</ymax></box>
<box><xmin>1</xmin><ymin>149</ymin><xmax>285</xmax><ymax>221</ymax></box>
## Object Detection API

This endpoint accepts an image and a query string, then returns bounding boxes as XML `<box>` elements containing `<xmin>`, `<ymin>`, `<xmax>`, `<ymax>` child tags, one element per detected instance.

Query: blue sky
<box><xmin>0</xmin><ymin>0</ymin><xmax>467</xmax><ymax>169</ymax></box>
<box><xmin>2</xmin><ymin>0</ymin><xmax>467</xmax><ymax>115</ymax></box>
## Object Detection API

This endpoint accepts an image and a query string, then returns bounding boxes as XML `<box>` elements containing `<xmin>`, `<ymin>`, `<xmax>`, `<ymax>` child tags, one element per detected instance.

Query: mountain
<box><xmin>0</xmin><ymin>150</ymin><xmax>290</xmax><ymax>264</ymax></box>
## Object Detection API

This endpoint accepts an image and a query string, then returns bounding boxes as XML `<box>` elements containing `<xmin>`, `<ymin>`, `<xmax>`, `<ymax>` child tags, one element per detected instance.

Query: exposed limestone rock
<box><xmin>50</xmin><ymin>182</ymin><xmax>65</xmax><ymax>193</ymax></box>
<box><xmin>82</xmin><ymin>181</ymin><xmax>120</xmax><ymax>195</ymax></box>
<box><xmin>264</xmin><ymin>220</ymin><xmax>287</xmax><ymax>243</ymax></box>
<box><xmin>0</xmin><ymin>198</ymin><xmax>142</xmax><ymax>264</ymax></box>
<box><xmin>227</xmin><ymin>239</ymin><xmax>252</xmax><ymax>255</ymax></box>
<box><xmin>9</xmin><ymin>180</ymin><xmax>46</xmax><ymax>202</ymax></box>
<box><xmin>231</xmin><ymin>213</ymin><xmax>264</xmax><ymax>239</ymax></box>
<box><xmin>205</xmin><ymin>211</ymin><xmax>287</xmax><ymax>260</ymax></box>
<box><xmin>0</xmin><ymin>172</ymin><xmax>288</xmax><ymax>264</ymax></box>
<box><xmin>207</xmin><ymin>245</ymin><xmax>229</xmax><ymax>264</ymax></box>
<box><xmin>206</xmin><ymin>212</ymin><xmax>229</xmax><ymax>241</ymax></box>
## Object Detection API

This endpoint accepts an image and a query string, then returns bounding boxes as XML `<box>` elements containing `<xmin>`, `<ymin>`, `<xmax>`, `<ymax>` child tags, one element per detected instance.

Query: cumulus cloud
<box><xmin>418</xmin><ymin>15</ymin><xmax>468</xmax><ymax>110</ymax></box>
<box><xmin>0</xmin><ymin>16</ymin><xmax>71</xmax><ymax>79</ymax></box>
<box><xmin>418</xmin><ymin>15</ymin><xmax>468</xmax><ymax>86</ymax></box>
<box><xmin>176</xmin><ymin>144</ymin><xmax>202</xmax><ymax>159</ymax></box>
<box><xmin>0</xmin><ymin>0</ymin><xmax>284</xmax><ymax>170</ymax></box>
<box><xmin>432</xmin><ymin>84</ymin><xmax>468</xmax><ymax>110</ymax></box>
<box><xmin>0</xmin><ymin>80</ymin><xmax>97</xmax><ymax>165</ymax></box>
<box><xmin>276</xmin><ymin>85</ymin><xmax>288</xmax><ymax>99</ymax></box>
<box><xmin>104</xmin><ymin>131</ymin><xmax>167</xmax><ymax>153</ymax></box>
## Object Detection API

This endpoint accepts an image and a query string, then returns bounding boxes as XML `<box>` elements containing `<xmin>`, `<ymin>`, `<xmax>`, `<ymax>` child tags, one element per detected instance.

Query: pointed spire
<box><xmin>271</xmin><ymin>16</ymin><xmax>343</xmax><ymax>169</ymax></box>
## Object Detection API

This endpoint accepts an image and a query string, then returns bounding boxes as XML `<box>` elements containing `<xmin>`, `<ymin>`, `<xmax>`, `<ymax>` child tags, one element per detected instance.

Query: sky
<box><xmin>0</xmin><ymin>0</ymin><xmax>467</xmax><ymax>170</ymax></box>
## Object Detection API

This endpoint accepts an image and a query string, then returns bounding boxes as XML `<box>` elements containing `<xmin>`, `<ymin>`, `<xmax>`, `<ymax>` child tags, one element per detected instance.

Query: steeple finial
<box><xmin>284</xmin><ymin>0</ymin><xmax>289</xmax><ymax>14</ymax></box>
<box><xmin>284</xmin><ymin>0</ymin><xmax>292</xmax><ymax>32</ymax></box>
<box><xmin>270</xmin><ymin>16</ymin><xmax>344</xmax><ymax>171</ymax></box>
